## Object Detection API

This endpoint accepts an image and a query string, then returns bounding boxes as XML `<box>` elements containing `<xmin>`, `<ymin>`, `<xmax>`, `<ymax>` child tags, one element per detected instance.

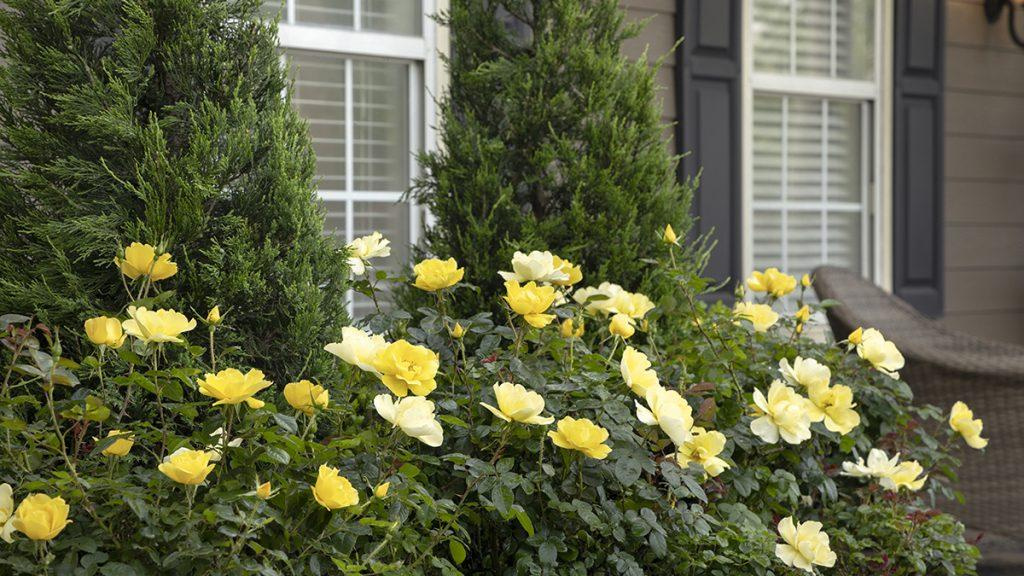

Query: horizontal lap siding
<box><xmin>942</xmin><ymin>0</ymin><xmax>1024</xmax><ymax>342</ymax></box>
<box><xmin>620</xmin><ymin>0</ymin><xmax>678</xmax><ymax>151</ymax></box>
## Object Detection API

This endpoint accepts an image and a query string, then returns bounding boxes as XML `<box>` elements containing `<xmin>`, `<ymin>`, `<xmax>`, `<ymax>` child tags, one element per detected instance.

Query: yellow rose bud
<box><xmin>413</xmin><ymin>257</ymin><xmax>464</xmax><ymax>292</ymax></box>
<box><xmin>206</xmin><ymin>306</ymin><xmax>222</xmax><ymax>326</ymax></box>
<box><xmin>84</xmin><ymin>316</ymin><xmax>125</xmax><ymax>349</ymax></box>
<box><xmin>114</xmin><ymin>242</ymin><xmax>178</xmax><ymax>281</ymax></box>
<box><xmin>559</xmin><ymin>318</ymin><xmax>584</xmax><ymax>338</ymax></box>
<box><xmin>158</xmin><ymin>448</ymin><xmax>216</xmax><ymax>485</ymax></box>
<box><xmin>256</xmin><ymin>481</ymin><xmax>272</xmax><ymax>500</ymax></box>
<box><xmin>795</xmin><ymin>305</ymin><xmax>810</xmax><ymax>324</ymax></box>
<box><xmin>374</xmin><ymin>482</ymin><xmax>390</xmax><ymax>499</ymax></box>
<box><xmin>121</xmin><ymin>306</ymin><xmax>196</xmax><ymax>344</ymax></box>
<box><xmin>450</xmin><ymin>322</ymin><xmax>466</xmax><ymax>339</ymax></box>
<box><xmin>801</xmin><ymin>273</ymin><xmax>812</xmax><ymax>287</ymax></box>
<box><xmin>949</xmin><ymin>401</ymin><xmax>988</xmax><ymax>449</ymax></box>
<box><xmin>547</xmin><ymin>416</ymin><xmax>612</xmax><ymax>459</ymax></box>
<box><xmin>197</xmin><ymin>368</ymin><xmax>271</xmax><ymax>408</ymax></box>
<box><xmin>283</xmin><ymin>379</ymin><xmax>330</xmax><ymax>415</ymax></box>
<box><xmin>12</xmin><ymin>494</ymin><xmax>70</xmax><ymax>541</ymax></box>
<box><xmin>372</xmin><ymin>340</ymin><xmax>440</xmax><ymax>397</ymax></box>
<box><xmin>847</xmin><ymin>327</ymin><xmax>863</xmax><ymax>346</ymax></box>
<box><xmin>503</xmin><ymin>280</ymin><xmax>557</xmax><ymax>328</ymax></box>
<box><xmin>479</xmin><ymin>382</ymin><xmax>554</xmax><ymax>425</ymax></box>
<box><xmin>663</xmin><ymin>224</ymin><xmax>679</xmax><ymax>245</ymax></box>
<box><xmin>609</xmin><ymin>313</ymin><xmax>635</xmax><ymax>339</ymax></box>
<box><xmin>97</xmin><ymin>429</ymin><xmax>134</xmax><ymax>457</ymax></box>
<box><xmin>311</xmin><ymin>465</ymin><xmax>360</xmax><ymax>510</ymax></box>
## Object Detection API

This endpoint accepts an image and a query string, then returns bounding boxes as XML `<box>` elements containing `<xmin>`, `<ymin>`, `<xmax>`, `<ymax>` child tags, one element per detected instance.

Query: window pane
<box><xmin>352</xmin><ymin>201</ymin><xmax>411</xmax><ymax>315</ymax></box>
<box><xmin>753</xmin><ymin>95</ymin><xmax>783</xmax><ymax>202</ymax></box>
<box><xmin>836</xmin><ymin>0</ymin><xmax>875</xmax><ymax>80</ymax></box>
<box><xmin>322</xmin><ymin>199</ymin><xmax>348</xmax><ymax>242</ymax></box>
<box><xmin>353</xmin><ymin>59</ymin><xmax>409</xmax><ymax>192</ymax></box>
<box><xmin>753</xmin><ymin>209</ymin><xmax>783</xmax><ymax>272</ymax></box>
<box><xmin>827</xmin><ymin>211</ymin><xmax>862</xmax><ymax>271</ymax></box>
<box><xmin>362</xmin><ymin>0</ymin><xmax>422</xmax><ymax>35</ymax></box>
<box><xmin>787</xmin><ymin>210</ymin><xmax>822</xmax><ymax>278</ymax></box>
<box><xmin>290</xmin><ymin>50</ymin><xmax>347</xmax><ymax>191</ymax></box>
<box><xmin>827</xmin><ymin>101</ymin><xmax>864</xmax><ymax>202</ymax></box>
<box><xmin>752</xmin><ymin>0</ymin><xmax>791</xmax><ymax>74</ymax></box>
<box><xmin>295</xmin><ymin>0</ymin><xmax>356</xmax><ymax>29</ymax></box>
<box><xmin>787</xmin><ymin>97</ymin><xmax>823</xmax><ymax>203</ymax></box>
<box><xmin>794</xmin><ymin>0</ymin><xmax>831</xmax><ymax>77</ymax></box>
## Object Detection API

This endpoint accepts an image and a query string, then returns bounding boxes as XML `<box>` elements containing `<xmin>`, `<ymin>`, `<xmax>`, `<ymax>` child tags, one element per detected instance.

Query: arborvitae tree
<box><xmin>408</xmin><ymin>0</ymin><xmax>697</xmax><ymax>314</ymax></box>
<box><xmin>0</xmin><ymin>0</ymin><xmax>348</xmax><ymax>382</ymax></box>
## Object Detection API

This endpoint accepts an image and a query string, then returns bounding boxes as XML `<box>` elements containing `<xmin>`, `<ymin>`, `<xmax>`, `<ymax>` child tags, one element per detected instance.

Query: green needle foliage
<box><xmin>0</xmin><ymin>0</ymin><xmax>348</xmax><ymax>382</ymax></box>
<box><xmin>407</xmin><ymin>0</ymin><xmax>698</xmax><ymax>315</ymax></box>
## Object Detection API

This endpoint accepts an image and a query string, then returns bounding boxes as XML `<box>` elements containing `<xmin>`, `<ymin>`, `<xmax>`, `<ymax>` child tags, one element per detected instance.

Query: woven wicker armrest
<box><xmin>812</xmin><ymin>266</ymin><xmax>1024</xmax><ymax>548</ymax></box>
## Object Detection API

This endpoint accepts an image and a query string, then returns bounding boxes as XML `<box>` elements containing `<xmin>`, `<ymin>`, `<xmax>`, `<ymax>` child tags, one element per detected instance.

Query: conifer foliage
<box><xmin>0</xmin><ymin>0</ymin><xmax>348</xmax><ymax>381</ymax></box>
<box><xmin>410</xmin><ymin>0</ymin><xmax>696</xmax><ymax>313</ymax></box>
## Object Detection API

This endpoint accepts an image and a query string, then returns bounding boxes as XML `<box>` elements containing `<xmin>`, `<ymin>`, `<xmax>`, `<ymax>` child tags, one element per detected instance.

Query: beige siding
<box><xmin>619</xmin><ymin>0</ymin><xmax>678</xmax><ymax>151</ymax></box>
<box><xmin>943</xmin><ymin>0</ymin><xmax>1024</xmax><ymax>343</ymax></box>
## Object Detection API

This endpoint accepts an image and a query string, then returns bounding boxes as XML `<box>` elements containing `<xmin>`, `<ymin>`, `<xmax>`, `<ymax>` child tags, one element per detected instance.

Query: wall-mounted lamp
<box><xmin>986</xmin><ymin>0</ymin><xmax>1024</xmax><ymax>48</ymax></box>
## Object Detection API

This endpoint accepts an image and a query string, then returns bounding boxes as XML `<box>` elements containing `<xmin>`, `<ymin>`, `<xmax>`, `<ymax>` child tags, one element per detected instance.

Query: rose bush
<box><xmin>0</xmin><ymin>236</ymin><xmax>983</xmax><ymax>575</ymax></box>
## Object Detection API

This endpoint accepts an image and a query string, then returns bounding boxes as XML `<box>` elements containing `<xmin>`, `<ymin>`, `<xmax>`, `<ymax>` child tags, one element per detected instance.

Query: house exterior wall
<box><xmin>619</xmin><ymin>0</ymin><xmax>678</xmax><ymax>152</ymax></box>
<box><xmin>942</xmin><ymin>0</ymin><xmax>1024</xmax><ymax>344</ymax></box>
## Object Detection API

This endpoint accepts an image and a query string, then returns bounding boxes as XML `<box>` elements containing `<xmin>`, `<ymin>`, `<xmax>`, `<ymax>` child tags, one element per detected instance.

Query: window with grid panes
<box><xmin>748</xmin><ymin>0</ymin><xmax>881</xmax><ymax>284</ymax></box>
<box><xmin>264</xmin><ymin>0</ymin><xmax>432</xmax><ymax>316</ymax></box>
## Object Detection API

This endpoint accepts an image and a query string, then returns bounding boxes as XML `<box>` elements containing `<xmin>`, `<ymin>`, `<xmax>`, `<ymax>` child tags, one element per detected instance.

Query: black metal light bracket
<box><xmin>986</xmin><ymin>0</ymin><xmax>1024</xmax><ymax>48</ymax></box>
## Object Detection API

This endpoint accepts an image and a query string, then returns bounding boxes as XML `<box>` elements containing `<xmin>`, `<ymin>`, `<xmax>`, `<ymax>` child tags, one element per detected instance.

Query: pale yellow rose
<box><xmin>498</xmin><ymin>250</ymin><xmax>569</xmax><ymax>284</ymax></box>
<box><xmin>635</xmin><ymin>384</ymin><xmax>694</xmax><ymax>447</ymax></box>
<box><xmin>324</xmin><ymin>326</ymin><xmax>388</xmax><ymax>374</ymax></box>
<box><xmin>841</xmin><ymin>448</ymin><xmax>900</xmax><ymax>479</ymax></box>
<box><xmin>84</xmin><ymin>316</ymin><xmax>125</xmax><ymax>349</ymax></box>
<box><xmin>551</xmin><ymin>255</ymin><xmax>583</xmax><ymax>287</ymax></box>
<box><xmin>805</xmin><ymin>382</ymin><xmax>861</xmax><ymax>435</ymax></box>
<box><xmin>121</xmin><ymin>306</ymin><xmax>196</xmax><ymax>344</ymax></box>
<box><xmin>503</xmin><ymin>280</ymin><xmax>557</xmax><ymax>328</ymax></box>
<box><xmin>480</xmin><ymin>382</ymin><xmax>554</xmax><ymax>425</ymax></box>
<box><xmin>609</xmin><ymin>313</ymin><xmax>635</xmax><ymax>339</ymax></box>
<box><xmin>880</xmin><ymin>460</ymin><xmax>927</xmax><ymax>492</ymax></box>
<box><xmin>97</xmin><ymin>429</ymin><xmax>134</xmax><ymax>457</ymax></box>
<box><xmin>855</xmin><ymin>328</ymin><xmax>904</xmax><ymax>379</ymax></box>
<box><xmin>0</xmin><ymin>483</ymin><xmax>16</xmax><ymax>543</ymax></box>
<box><xmin>283</xmin><ymin>380</ymin><xmax>330</xmax><ymax>415</ymax></box>
<box><xmin>949</xmin><ymin>401</ymin><xmax>988</xmax><ymax>449</ymax></box>
<box><xmin>750</xmin><ymin>380</ymin><xmax>812</xmax><ymax>445</ymax></box>
<box><xmin>311</xmin><ymin>465</ymin><xmax>359</xmax><ymax>510</ymax></box>
<box><xmin>572</xmin><ymin>282</ymin><xmax>625</xmax><ymax>315</ymax></box>
<box><xmin>620</xmin><ymin>346</ymin><xmax>659</xmax><ymax>396</ymax></box>
<box><xmin>547</xmin><ymin>416</ymin><xmax>612</xmax><ymax>460</ymax></box>
<box><xmin>676</xmin><ymin>428</ymin><xmax>730</xmax><ymax>477</ymax></box>
<box><xmin>158</xmin><ymin>448</ymin><xmax>216</xmax><ymax>485</ymax></box>
<box><xmin>733</xmin><ymin>302</ymin><xmax>779</xmax><ymax>332</ymax></box>
<box><xmin>746</xmin><ymin>267</ymin><xmax>797</xmax><ymax>298</ymax></box>
<box><xmin>775</xmin><ymin>517</ymin><xmax>836</xmax><ymax>573</ymax></box>
<box><xmin>197</xmin><ymin>368</ymin><xmax>271</xmax><ymax>408</ymax></box>
<box><xmin>374</xmin><ymin>394</ymin><xmax>444</xmax><ymax>447</ymax></box>
<box><xmin>115</xmin><ymin>242</ymin><xmax>178</xmax><ymax>281</ymax></box>
<box><xmin>778</xmin><ymin>356</ymin><xmax>831</xmax><ymax>389</ymax></box>
<box><xmin>11</xmin><ymin>494</ymin><xmax>71</xmax><ymax>541</ymax></box>
<box><xmin>347</xmin><ymin>231</ymin><xmax>391</xmax><ymax>276</ymax></box>
<box><xmin>413</xmin><ymin>257</ymin><xmax>464</xmax><ymax>292</ymax></box>
<box><xmin>372</xmin><ymin>340</ymin><xmax>439</xmax><ymax>397</ymax></box>
<box><xmin>608</xmin><ymin>291</ymin><xmax>655</xmax><ymax>320</ymax></box>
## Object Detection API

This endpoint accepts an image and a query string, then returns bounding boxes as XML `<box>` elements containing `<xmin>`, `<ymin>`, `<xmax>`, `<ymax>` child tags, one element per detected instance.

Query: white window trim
<box><xmin>740</xmin><ymin>0</ymin><xmax>893</xmax><ymax>289</ymax></box>
<box><xmin>277</xmin><ymin>0</ymin><xmax>442</xmax><ymax>316</ymax></box>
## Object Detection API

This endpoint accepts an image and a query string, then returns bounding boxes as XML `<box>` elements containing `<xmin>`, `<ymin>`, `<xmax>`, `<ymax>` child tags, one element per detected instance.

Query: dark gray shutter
<box><xmin>892</xmin><ymin>0</ymin><xmax>945</xmax><ymax>317</ymax></box>
<box><xmin>675</xmin><ymin>0</ymin><xmax>742</xmax><ymax>298</ymax></box>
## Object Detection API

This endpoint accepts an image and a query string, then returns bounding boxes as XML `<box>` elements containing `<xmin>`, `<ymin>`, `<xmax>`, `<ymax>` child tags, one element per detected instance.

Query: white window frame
<box><xmin>277</xmin><ymin>0</ymin><xmax>440</xmax><ymax>316</ymax></box>
<box><xmin>741</xmin><ymin>0</ymin><xmax>893</xmax><ymax>288</ymax></box>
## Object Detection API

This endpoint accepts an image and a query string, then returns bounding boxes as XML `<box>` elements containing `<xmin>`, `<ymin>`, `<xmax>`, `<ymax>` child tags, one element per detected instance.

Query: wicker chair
<box><xmin>812</xmin><ymin>266</ymin><xmax>1024</xmax><ymax>573</ymax></box>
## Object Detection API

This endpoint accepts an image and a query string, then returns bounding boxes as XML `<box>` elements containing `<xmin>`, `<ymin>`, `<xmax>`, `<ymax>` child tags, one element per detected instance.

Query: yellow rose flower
<box><xmin>775</xmin><ymin>517</ymin><xmax>836</xmax><ymax>573</ymax></box>
<box><xmin>450</xmin><ymin>322</ymin><xmax>466</xmax><ymax>339</ymax></box>
<box><xmin>855</xmin><ymin>328</ymin><xmax>904</xmax><ymax>379</ymax></box>
<box><xmin>778</xmin><ymin>356</ymin><xmax>830</xmax><ymax>389</ymax></box>
<box><xmin>256</xmin><ymin>481</ymin><xmax>273</xmax><ymax>500</ymax></box>
<box><xmin>949</xmin><ymin>401</ymin><xmax>988</xmax><ymax>449</ymax></box>
<box><xmin>503</xmin><ymin>280</ymin><xmax>557</xmax><ymax>328</ymax></box>
<box><xmin>347</xmin><ymin>231</ymin><xmax>391</xmax><ymax>276</ymax></box>
<box><xmin>283</xmin><ymin>380</ymin><xmax>330</xmax><ymax>415</ymax></box>
<box><xmin>675</xmin><ymin>428</ymin><xmax>730</xmax><ymax>477</ymax></box>
<box><xmin>372</xmin><ymin>340</ymin><xmax>439</xmax><ymax>397</ymax></box>
<box><xmin>121</xmin><ymin>306</ymin><xmax>196</xmax><ymax>344</ymax></box>
<box><xmin>206</xmin><ymin>306</ymin><xmax>222</xmax><ymax>326</ymax></box>
<box><xmin>609</xmin><ymin>313</ymin><xmax>635</xmax><ymax>339</ymax></box>
<box><xmin>635</xmin><ymin>384</ymin><xmax>694</xmax><ymax>446</ymax></box>
<box><xmin>608</xmin><ymin>291</ymin><xmax>655</xmax><ymax>320</ymax></box>
<box><xmin>324</xmin><ymin>326</ymin><xmax>389</xmax><ymax>374</ymax></box>
<box><xmin>841</xmin><ymin>448</ymin><xmax>900</xmax><ymax>479</ymax></box>
<box><xmin>197</xmin><ymin>368</ymin><xmax>271</xmax><ymax>408</ymax></box>
<box><xmin>750</xmin><ymin>380</ymin><xmax>813</xmax><ymax>445</ymax></box>
<box><xmin>0</xmin><ymin>483</ymin><xmax>17</xmax><ymax>543</ymax></box>
<box><xmin>548</xmin><ymin>416</ymin><xmax>612</xmax><ymax>460</ymax></box>
<box><xmin>374</xmin><ymin>482</ymin><xmax>390</xmax><ymax>499</ymax></box>
<box><xmin>847</xmin><ymin>326</ymin><xmax>863</xmax><ymax>346</ymax></box>
<box><xmin>96</xmin><ymin>429</ymin><xmax>134</xmax><ymax>457</ymax></box>
<box><xmin>499</xmin><ymin>250</ymin><xmax>569</xmax><ymax>284</ymax></box>
<box><xmin>620</xmin><ymin>346</ymin><xmax>659</xmax><ymax>396</ymax></box>
<box><xmin>572</xmin><ymin>282</ymin><xmax>624</xmax><ymax>315</ymax></box>
<box><xmin>794</xmin><ymin>305</ymin><xmax>810</xmax><ymax>324</ymax></box>
<box><xmin>801</xmin><ymin>273</ymin><xmax>812</xmax><ymax>288</ymax></box>
<box><xmin>480</xmin><ymin>382</ymin><xmax>554</xmax><ymax>425</ymax></box>
<box><xmin>663</xmin><ymin>224</ymin><xmax>679</xmax><ymax>245</ymax></box>
<box><xmin>374</xmin><ymin>394</ymin><xmax>444</xmax><ymax>447</ymax></box>
<box><xmin>311</xmin><ymin>465</ymin><xmax>360</xmax><ymax>510</ymax></box>
<box><xmin>552</xmin><ymin>255</ymin><xmax>583</xmax><ymax>287</ymax></box>
<box><xmin>158</xmin><ymin>448</ymin><xmax>216</xmax><ymax>485</ymax></box>
<box><xmin>880</xmin><ymin>460</ymin><xmax>928</xmax><ymax>492</ymax></box>
<box><xmin>805</xmin><ymin>382</ymin><xmax>861</xmax><ymax>435</ymax></box>
<box><xmin>115</xmin><ymin>242</ymin><xmax>178</xmax><ymax>281</ymax></box>
<box><xmin>83</xmin><ymin>316</ymin><xmax>125</xmax><ymax>349</ymax></box>
<box><xmin>733</xmin><ymin>302</ymin><xmax>779</xmax><ymax>332</ymax></box>
<box><xmin>413</xmin><ymin>257</ymin><xmax>464</xmax><ymax>292</ymax></box>
<box><xmin>559</xmin><ymin>318</ymin><xmax>584</xmax><ymax>338</ymax></box>
<box><xmin>11</xmin><ymin>494</ymin><xmax>70</xmax><ymax>541</ymax></box>
<box><xmin>746</xmin><ymin>267</ymin><xmax>797</xmax><ymax>298</ymax></box>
